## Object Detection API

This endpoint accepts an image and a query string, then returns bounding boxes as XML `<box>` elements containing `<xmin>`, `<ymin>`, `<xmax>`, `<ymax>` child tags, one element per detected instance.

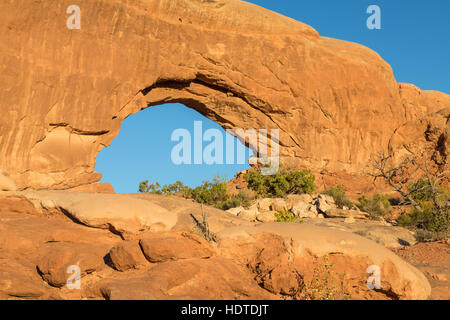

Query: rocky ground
<box><xmin>393</xmin><ymin>241</ymin><xmax>450</xmax><ymax>300</ymax></box>
<box><xmin>0</xmin><ymin>190</ymin><xmax>444</xmax><ymax>300</ymax></box>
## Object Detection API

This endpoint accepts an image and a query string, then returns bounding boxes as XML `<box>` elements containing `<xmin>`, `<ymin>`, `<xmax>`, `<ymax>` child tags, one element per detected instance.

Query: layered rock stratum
<box><xmin>0</xmin><ymin>0</ymin><xmax>448</xmax><ymax>192</ymax></box>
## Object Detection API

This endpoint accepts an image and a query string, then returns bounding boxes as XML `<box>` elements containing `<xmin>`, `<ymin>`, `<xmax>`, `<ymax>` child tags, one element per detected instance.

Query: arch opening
<box><xmin>95</xmin><ymin>103</ymin><xmax>254</xmax><ymax>193</ymax></box>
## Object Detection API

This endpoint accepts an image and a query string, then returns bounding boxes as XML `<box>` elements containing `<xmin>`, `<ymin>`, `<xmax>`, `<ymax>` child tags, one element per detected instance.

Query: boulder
<box><xmin>256</xmin><ymin>198</ymin><xmax>273</xmax><ymax>212</ymax></box>
<box><xmin>291</xmin><ymin>202</ymin><xmax>318</xmax><ymax>219</ymax></box>
<box><xmin>226</xmin><ymin>206</ymin><xmax>244</xmax><ymax>216</ymax></box>
<box><xmin>107</xmin><ymin>242</ymin><xmax>148</xmax><ymax>272</ymax></box>
<box><xmin>318</xmin><ymin>194</ymin><xmax>335</xmax><ymax>204</ymax></box>
<box><xmin>256</xmin><ymin>211</ymin><xmax>277</xmax><ymax>223</ymax></box>
<box><xmin>36</xmin><ymin>242</ymin><xmax>109</xmax><ymax>288</ymax></box>
<box><xmin>286</xmin><ymin>194</ymin><xmax>314</xmax><ymax>209</ymax></box>
<box><xmin>139</xmin><ymin>233</ymin><xmax>214</xmax><ymax>263</ymax></box>
<box><xmin>238</xmin><ymin>207</ymin><xmax>259</xmax><ymax>222</ymax></box>
<box><xmin>271</xmin><ymin>198</ymin><xmax>289</xmax><ymax>212</ymax></box>
<box><xmin>316</xmin><ymin>194</ymin><xmax>336</xmax><ymax>213</ymax></box>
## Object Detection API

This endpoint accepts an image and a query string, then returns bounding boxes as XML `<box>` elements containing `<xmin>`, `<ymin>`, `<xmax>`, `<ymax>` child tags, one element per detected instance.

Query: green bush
<box><xmin>356</xmin><ymin>194</ymin><xmax>392</xmax><ymax>220</ymax></box>
<box><xmin>324</xmin><ymin>185</ymin><xmax>353</xmax><ymax>209</ymax></box>
<box><xmin>414</xmin><ymin>229</ymin><xmax>448</xmax><ymax>242</ymax></box>
<box><xmin>138</xmin><ymin>180</ymin><xmax>189</xmax><ymax>195</ymax></box>
<box><xmin>398</xmin><ymin>179</ymin><xmax>449</xmax><ymax>241</ymax></box>
<box><xmin>408</xmin><ymin>179</ymin><xmax>435</xmax><ymax>202</ymax></box>
<box><xmin>398</xmin><ymin>201</ymin><xmax>449</xmax><ymax>236</ymax></box>
<box><xmin>139</xmin><ymin>176</ymin><xmax>254</xmax><ymax>211</ymax></box>
<box><xmin>185</xmin><ymin>176</ymin><xmax>229</xmax><ymax>206</ymax></box>
<box><xmin>244</xmin><ymin>168</ymin><xmax>316</xmax><ymax>198</ymax></box>
<box><xmin>219</xmin><ymin>191</ymin><xmax>253</xmax><ymax>210</ymax></box>
<box><xmin>274</xmin><ymin>209</ymin><xmax>300</xmax><ymax>223</ymax></box>
<box><xmin>408</xmin><ymin>179</ymin><xmax>448</xmax><ymax>205</ymax></box>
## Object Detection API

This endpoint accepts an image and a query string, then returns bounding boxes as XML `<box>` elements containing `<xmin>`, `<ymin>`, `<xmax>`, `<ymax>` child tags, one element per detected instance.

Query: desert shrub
<box><xmin>244</xmin><ymin>168</ymin><xmax>316</xmax><ymax>198</ymax></box>
<box><xmin>398</xmin><ymin>200</ymin><xmax>449</xmax><ymax>240</ymax></box>
<box><xmin>408</xmin><ymin>179</ymin><xmax>448</xmax><ymax>205</ymax></box>
<box><xmin>139</xmin><ymin>176</ymin><xmax>256</xmax><ymax>211</ymax></box>
<box><xmin>323</xmin><ymin>185</ymin><xmax>353</xmax><ymax>209</ymax></box>
<box><xmin>190</xmin><ymin>205</ymin><xmax>217</xmax><ymax>243</ymax></box>
<box><xmin>414</xmin><ymin>229</ymin><xmax>448</xmax><ymax>242</ymax></box>
<box><xmin>139</xmin><ymin>176</ymin><xmax>228</xmax><ymax>205</ymax></box>
<box><xmin>138</xmin><ymin>180</ymin><xmax>189</xmax><ymax>196</ymax></box>
<box><xmin>185</xmin><ymin>176</ymin><xmax>229</xmax><ymax>206</ymax></box>
<box><xmin>356</xmin><ymin>194</ymin><xmax>392</xmax><ymax>220</ymax></box>
<box><xmin>408</xmin><ymin>179</ymin><xmax>435</xmax><ymax>202</ymax></box>
<box><xmin>219</xmin><ymin>191</ymin><xmax>253</xmax><ymax>210</ymax></box>
<box><xmin>139</xmin><ymin>180</ymin><xmax>160</xmax><ymax>194</ymax></box>
<box><xmin>299</xmin><ymin>256</ymin><xmax>350</xmax><ymax>300</ymax></box>
<box><xmin>274</xmin><ymin>209</ymin><xmax>301</xmax><ymax>223</ymax></box>
<box><xmin>398</xmin><ymin>180</ymin><xmax>449</xmax><ymax>241</ymax></box>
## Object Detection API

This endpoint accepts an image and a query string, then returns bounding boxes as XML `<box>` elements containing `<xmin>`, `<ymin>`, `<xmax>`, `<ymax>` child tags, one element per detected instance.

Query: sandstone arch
<box><xmin>0</xmin><ymin>0</ymin><xmax>448</xmax><ymax>191</ymax></box>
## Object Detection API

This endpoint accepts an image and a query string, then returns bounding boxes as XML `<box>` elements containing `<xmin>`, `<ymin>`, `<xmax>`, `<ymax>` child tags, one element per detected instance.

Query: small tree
<box><xmin>356</xmin><ymin>194</ymin><xmax>392</xmax><ymax>220</ymax></box>
<box><xmin>324</xmin><ymin>185</ymin><xmax>353</xmax><ymax>209</ymax></box>
<box><xmin>369</xmin><ymin>151</ymin><xmax>449</xmax><ymax>239</ymax></box>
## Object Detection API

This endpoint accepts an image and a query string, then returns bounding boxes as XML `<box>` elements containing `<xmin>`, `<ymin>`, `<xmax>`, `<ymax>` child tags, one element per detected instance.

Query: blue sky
<box><xmin>96</xmin><ymin>0</ymin><xmax>450</xmax><ymax>193</ymax></box>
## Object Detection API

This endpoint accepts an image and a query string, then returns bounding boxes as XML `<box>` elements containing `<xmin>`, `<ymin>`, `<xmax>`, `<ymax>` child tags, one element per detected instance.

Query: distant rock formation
<box><xmin>0</xmin><ymin>0</ymin><xmax>448</xmax><ymax>192</ymax></box>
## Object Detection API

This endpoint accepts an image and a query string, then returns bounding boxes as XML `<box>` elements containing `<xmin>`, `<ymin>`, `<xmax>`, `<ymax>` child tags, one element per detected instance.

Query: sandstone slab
<box><xmin>325</xmin><ymin>208</ymin><xmax>369</xmax><ymax>219</ymax></box>
<box><xmin>139</xmin><ymin>233</ymin><xmax>214</xmax><ymax>263</ymax></box>
<box><xmin>20</xmin><ymin>191</ymin><xmax>178</xmax><ymax>237</ymax></box>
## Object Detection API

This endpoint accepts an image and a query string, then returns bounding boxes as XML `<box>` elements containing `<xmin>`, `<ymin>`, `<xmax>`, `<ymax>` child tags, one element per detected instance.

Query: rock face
<box><xmin>0</xmin><ymin>0</ymin><xmax>448</xmax><ymax>192</ymax></box>
<box><xmin>0</xmin><ymin>167</ymin><xmax>17</xmax><ymax>191</ymax></box>
<box><xmin>0</xmin><ymin>191</ymin><xmax>433</xmax><ymax>300</ymax></box>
